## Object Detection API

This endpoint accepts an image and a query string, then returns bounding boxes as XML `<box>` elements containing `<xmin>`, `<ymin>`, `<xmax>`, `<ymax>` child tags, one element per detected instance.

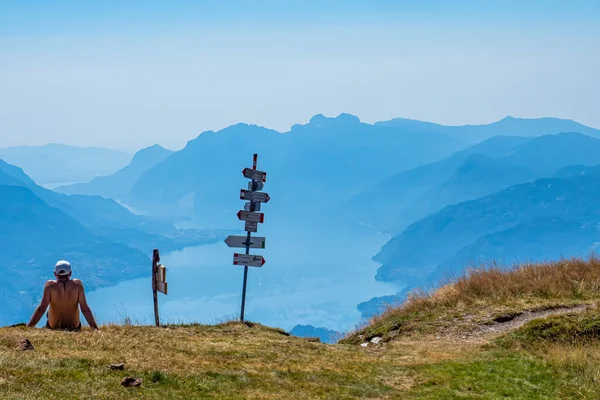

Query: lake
<box><xmin>87</xmin><ymin>223</ymin><xmax>403</xmax><ymax>333</ymax></box>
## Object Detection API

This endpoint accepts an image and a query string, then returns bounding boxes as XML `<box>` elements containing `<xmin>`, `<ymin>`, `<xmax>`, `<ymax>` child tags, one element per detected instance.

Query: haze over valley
<box><xmin>2</xmin><ymin>0</ymin><xmax>600</xmax><ymax>345</ymax></box>
<box><xmin>3</xmin><ymin>113</ymin><xmax>600</xmax><ymax>339</ymax></box>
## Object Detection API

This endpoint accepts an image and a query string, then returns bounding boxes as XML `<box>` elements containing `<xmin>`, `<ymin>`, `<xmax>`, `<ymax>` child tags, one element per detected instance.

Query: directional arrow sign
<box><xmin>225</xmin><ymin>235</ymin><xmax>266</xmax><ymax>249</ymax></box>
<box><xmin>243</xmin><ymin>168</ymin><xmax>267</xmax><ymax>182</ymax></box>
<box><xmin>233</xmin><ymin>253</ymin><xmax>266</xmax><ymax>267</ymax></box>
<box><xmin>237</xmin><ymin>210</ymin><xmax>264</xmax><ymax>223</ymax></box>
<box><xmin>245</xmin><ymin>221</ymin><xmax>258</xmax><ymax>232</ymax></box>
<box><xmin>240</xmin><ymin>189</ymin><xmax>270</xmax><ymax>203</ymax></box>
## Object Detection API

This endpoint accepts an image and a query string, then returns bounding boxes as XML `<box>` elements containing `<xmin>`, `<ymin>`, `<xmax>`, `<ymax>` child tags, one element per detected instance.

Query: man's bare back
<box><xmin>27</xmin><ymin>261</ymin><xmax>99</xmax><ymax>331</ymax></box>
<box><xmin>46</xmin><ymin>279</ymin><xmax>83</xmax><ymax>329</ymax></box>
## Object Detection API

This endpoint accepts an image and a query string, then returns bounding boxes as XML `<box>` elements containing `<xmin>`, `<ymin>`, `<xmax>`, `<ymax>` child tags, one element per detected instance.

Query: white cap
<box><xmin>54</xmin><ymin>260</ymin><xmax>72</xmax><ymax>276</ymax></box>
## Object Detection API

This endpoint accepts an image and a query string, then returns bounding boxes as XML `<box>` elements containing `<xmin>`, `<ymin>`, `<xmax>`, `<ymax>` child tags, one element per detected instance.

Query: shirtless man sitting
<box><xmin>27</xmin><ymin>260</ymin><xmax>99</xmax><ymax>331</ymax></box>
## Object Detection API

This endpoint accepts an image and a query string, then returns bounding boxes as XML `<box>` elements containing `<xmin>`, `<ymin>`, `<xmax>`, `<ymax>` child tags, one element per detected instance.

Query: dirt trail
<box><xmin>472</xmin><ymin>304</ymin><xmax>591</xmax><ymax>337</ymax></box>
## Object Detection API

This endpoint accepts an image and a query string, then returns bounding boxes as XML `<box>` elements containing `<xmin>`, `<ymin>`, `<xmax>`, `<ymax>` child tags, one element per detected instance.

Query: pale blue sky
<box><xmin>1</xmin><ymin>1</ymin><xmax>599</xmax><ymax>150</ymax></box>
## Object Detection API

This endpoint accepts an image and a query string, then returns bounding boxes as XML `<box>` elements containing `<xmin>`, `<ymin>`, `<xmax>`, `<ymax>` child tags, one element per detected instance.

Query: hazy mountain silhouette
<box><xmin>372</xmin><ymin>172</ymin><xmax>600</xmax><ymax>289</ymax></box>
<box><xmin>56</xmin><ymin>144</ymin><xmax>173</xmax><ymax>199</ymax></box>
<box><xmin>434</xmin><ymin>217</ymin><xmax>596</xmax><ymax>278</ymax></box>
<box><xmin>375</xmin><ymin>116</ymin><xmax>600</xmax><ymax>143</ymax></box>
<box><xmin>0</xmin><ymin>160</ymin><xmax>36</xmax><ymax>185</ymax></box>
<box><xmin>342</xmin><ymin>135</ymin><xmax>530</xmax><ymax>232</ymax></box>
<box><xmin>0</xmin><ymin>144</ymin><xmax>132</xmax><ymax>187</ymax></box>
<box><xmin>0</xmin><ymin>159</ymin><xmax>160</xmax><ymax>230</ymax></box>
<box><xmin>0</xmin><ymin>160</ymin><xmax>225</xmax><ymax>257</ymax></box>
<box><xmin>345</xmin><ymin>133</ymin><xmax>600</xmax><ymax>234</ymax></box>
<box><xmin>126</xmin><ymin>114</ymin><xmax>465</xmax><ymax>227</ymax></box>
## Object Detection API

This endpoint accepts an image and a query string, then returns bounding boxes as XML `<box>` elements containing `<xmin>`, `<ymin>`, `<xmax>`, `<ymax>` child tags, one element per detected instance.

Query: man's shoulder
<box><xmin>71</xmin><ymin>279</ymin><xmax>84</xmax><ymax>287</ymax></box>
<box><xmin>45</xmin><ymin>280</ymin><xmax>57</xmax><ymax>287</ymax></box>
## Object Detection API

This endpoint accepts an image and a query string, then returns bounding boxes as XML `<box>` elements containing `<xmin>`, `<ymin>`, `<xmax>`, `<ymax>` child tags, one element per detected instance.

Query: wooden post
<box><xmin>152</xmin><ymin>249</ymin><xmax>160</xmax><ymax>327</ymax></box>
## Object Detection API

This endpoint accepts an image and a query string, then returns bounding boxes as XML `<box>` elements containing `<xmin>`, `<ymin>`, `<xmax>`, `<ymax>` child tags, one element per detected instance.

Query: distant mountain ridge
<box><xmin>375</xmin><ymin>116</ymin><xmax>600</xmax><ymax>143</ymax></box>
<box><xmin>344</xmin><ymin>132</ymin><xmax>600</xmax><ymax>235</ymax></box>
<box><xmin>0</xmin><ymin>143</ymin><xmax>132</xmax><ymax>187</ymax></box>
<box><xmin>120</xmin><ymin>114</ymin><xmax>599</xmax><ymax>229</ymax></box>
<box><xmin>376</xmin><ymin>172</ymin><xmax>600</xmax><ymax>280</ymax></box>
<box><xmin>126</xmin><ymin>113</ymin><xmax>466</xmax><ymax>227</ymax></box>
<box><xmin>56</xmin><ymin>144</ymin><xmax>173</xmax><ymax>199</ymax></box>
<box><xmin>0</xmin><ymin>158</ymin><xmax>225</xmax><ymax>250</ymax></box>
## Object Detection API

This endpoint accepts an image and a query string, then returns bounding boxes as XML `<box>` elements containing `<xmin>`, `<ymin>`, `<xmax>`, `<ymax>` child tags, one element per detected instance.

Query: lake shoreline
<box><xmin>84</xmin><ymin>224</ymin><xmax>402</xmax><ymax>332</ymax></box>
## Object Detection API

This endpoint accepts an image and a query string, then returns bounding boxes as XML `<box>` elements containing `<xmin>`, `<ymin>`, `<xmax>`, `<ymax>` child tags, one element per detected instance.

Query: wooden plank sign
<box><xmin>157</xmin><ymin>264</ymin><xmax>167</xmax><ymax>294</ymax></box>
<box><xmin>157</xmin><ymin>265</ymin><xmax>166</xmax><ymax>282</ymax></box>
<box><xmin>157</xmin><ymin>281</ymin><xmax>168</xmax><ymax>295</ymax></box>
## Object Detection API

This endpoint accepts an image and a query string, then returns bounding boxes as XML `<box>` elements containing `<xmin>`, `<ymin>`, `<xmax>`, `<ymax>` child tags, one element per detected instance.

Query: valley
<box><xmin>3</xmin><ymin>114</ymin><xmax>600</xmax><ymax>340</ymax></box>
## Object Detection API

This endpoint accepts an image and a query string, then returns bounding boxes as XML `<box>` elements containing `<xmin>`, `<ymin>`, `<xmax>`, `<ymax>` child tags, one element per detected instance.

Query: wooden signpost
<box><xmin>225</xmin><ymin>153</ymin><xmax>269</xmax><ymax>322</ymax></box>
<box><xmin>151</xmin><ymin>249</ymin><xmax>168</xmax><ymax>326</ymax></box>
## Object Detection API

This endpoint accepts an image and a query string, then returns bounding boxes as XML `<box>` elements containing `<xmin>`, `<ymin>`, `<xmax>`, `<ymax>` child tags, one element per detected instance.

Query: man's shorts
<box><xmin>45</xmin><ymin>321</ymin><xmax>82</xmax><ymax>332</ymax></box>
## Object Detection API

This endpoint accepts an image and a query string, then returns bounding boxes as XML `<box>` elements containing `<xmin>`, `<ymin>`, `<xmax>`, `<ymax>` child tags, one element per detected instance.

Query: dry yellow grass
<box><xmin>344</xmin><ymin>256</ymin><xmax>600</xmax><ymax>344</ymax></box>
<box><xmin>0</xmin><ymin>322</ymin><xmax>417</xmax><ymax>399</ymax></box>
<box><xmin>4</xmin><ymin>321</ymin><xmax>567</xmax><ymax>399</ymax></box>
<box><xmin>398</xmin><ymin>256</ymin><xmax>600</xmax><ymax>314</ymax></box>
<box><xmin>3</xmin><ymin>258</ymin><xmax>600</xmax><ymax>398</ymax></box>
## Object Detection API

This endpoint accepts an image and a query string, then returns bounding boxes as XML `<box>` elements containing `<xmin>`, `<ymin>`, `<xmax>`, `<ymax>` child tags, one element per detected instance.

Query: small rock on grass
<box><xmin>16</xmin><ymin>338</ymin><xmax>34</xmax><ymax>351</ymax></box>
<box><xmin>370</xmin><ymin>337</ymin><xmax>382</xmax><ymax>344</ymax></box>
<box><xmin>121</xmin><ymin>377</ymin><xmax>143</xmax><ymax>387</ymax></box>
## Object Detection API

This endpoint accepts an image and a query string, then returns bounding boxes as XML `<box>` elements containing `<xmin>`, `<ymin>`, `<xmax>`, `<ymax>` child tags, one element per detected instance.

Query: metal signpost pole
<box><xmin>240</xmin><ymin>154</ymin><xmax>257</xmax><ymax>322</ymax></box>
<box><xmin>240</xmin><ymin>228</ymin><xmax>251</xmax><ymax>322</ymax></box>
<box><xmin>225</xmin><ymin>153</ymin><xmax>269</xmax><ymax>323</ymax></box>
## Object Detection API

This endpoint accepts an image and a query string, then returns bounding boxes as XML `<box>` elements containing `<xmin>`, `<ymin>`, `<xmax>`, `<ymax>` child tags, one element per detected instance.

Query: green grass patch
<box><xmin>406</xmin><ymin>352</ymin><xmax>572</xmax><ymax>399</ymax></box>
<box><xmin>501</xmin><ymin>309</ymin><xmax>600</xmax><ymax>348</ymax></box>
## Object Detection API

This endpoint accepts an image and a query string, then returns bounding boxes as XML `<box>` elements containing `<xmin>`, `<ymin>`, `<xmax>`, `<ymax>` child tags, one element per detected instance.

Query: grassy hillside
<box><xmin>0</xmin><ymin>322</ymin><xmax>409</xmax><ymax>399</ymax></box>
<box><xmin>2</xmin><ymin>258</ymin><xmax>600</xmax><ymax>399</ymax></box>
<box><xmin>345</xmin><ymin>257</ymin><xmax>600</xmax><ymax>343</ymax></box>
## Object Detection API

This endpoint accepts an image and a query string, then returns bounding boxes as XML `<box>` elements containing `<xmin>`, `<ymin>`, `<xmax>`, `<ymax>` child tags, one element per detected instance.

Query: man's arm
<box><xmin>27</xmin><ymin>281</ymin><xmax>52</xmax><ymax>327</ymax></box>
<box><xmin>76</xmin><ymin>280</ymin><xmax>99</xmax><ymax>330</ymax></box>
